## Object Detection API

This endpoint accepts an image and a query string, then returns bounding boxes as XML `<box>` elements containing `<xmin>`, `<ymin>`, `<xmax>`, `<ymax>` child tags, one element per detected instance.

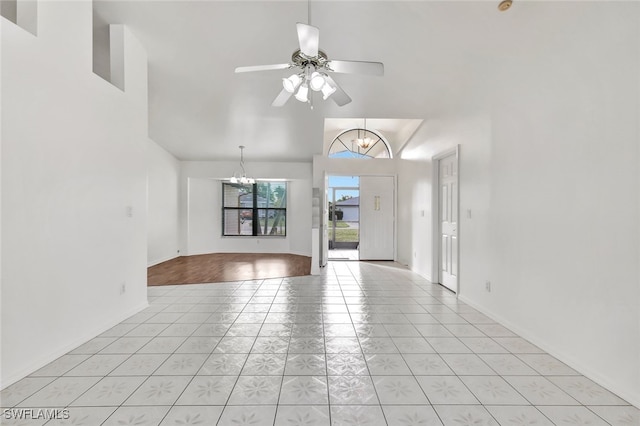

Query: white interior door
<box><xmin>439</xmin><ymin>153</ymin><xmax>458</xmax><ymax>292</ymax></box>
<box><xmin>359</xmin><ymin>176</ymin><xmax>394</xmax><ymax>260</ymax></box>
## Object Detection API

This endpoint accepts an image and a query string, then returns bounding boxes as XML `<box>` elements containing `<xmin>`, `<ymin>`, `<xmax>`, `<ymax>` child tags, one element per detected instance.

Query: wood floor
<box><xmin>147</xmin><ymin>253</ymin><xmax>312</xmax><ymax>286</ymax></box>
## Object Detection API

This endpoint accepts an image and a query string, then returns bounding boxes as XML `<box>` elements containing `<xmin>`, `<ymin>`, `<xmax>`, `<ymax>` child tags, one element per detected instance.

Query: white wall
<box><xmin>400</xmin><ymin>3</ymin><xmax>640</xmax><ymax>407</ymax></box>
<box><xmin>181</xmin><ymin>161</ymin><xmax>312</xmax><ymax>257</ymax></box>
<box><xmin>1</xmin><ymin>10</ymin><xmax>4</xmax><ymax>385</ymax></box>
<box><xmin>1</xmin><ymin>1</ymin><xmax>149</xmax><ymax>387</ymax></box>
<box><xmin>312</xmin><ymin>156</ymin><xmax>397</xmax><ymax>188</ymax></box>
<box><xmin>396</xmin><ymin>158</ymin><xmax>432</xmax><ymax>279</ymax></box>
<box><xmin>147</xmin><ymin>139</ymin><xmax>180</xmax><ymax>266</ymax></box>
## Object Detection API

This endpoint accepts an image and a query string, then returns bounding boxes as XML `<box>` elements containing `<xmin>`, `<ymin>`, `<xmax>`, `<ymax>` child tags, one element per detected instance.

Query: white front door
<box><xmin>359</xmin><ymin>176</ymin><xmax>394</xmax><ymax>260</ymax></box>
<box><xmin>439</xmin><ymin>153</ymin><xmax>458</xmax><ymax>292</ymax></box>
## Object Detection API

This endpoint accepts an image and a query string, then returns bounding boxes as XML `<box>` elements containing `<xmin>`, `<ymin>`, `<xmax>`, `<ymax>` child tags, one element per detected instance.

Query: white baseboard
<box><xmin>0</xmin><ymin>301</ymin><xmax>149</xmax><ymax>390</ymax></box>
<box><xmin>407</xmin><ymin>262</ymin><xmax>433</xmax><ymax>283</ymax></box>
<box><xmin>147</xmin><ymin>254</ymin><xmax>179</xmax><ymax>267</ymax></box>
<box><xmin>288</xmin><ymin>250</ymin><xmax>313</xmax><ymax>258</ymax></box>
<box><xmin>458</xmin><ymin>295</ymin><xmax>640</xmax><ymax>409</ymax></box>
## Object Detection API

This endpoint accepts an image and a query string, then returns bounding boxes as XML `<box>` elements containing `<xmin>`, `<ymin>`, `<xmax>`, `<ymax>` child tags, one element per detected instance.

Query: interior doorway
<box><xmin>328</xmin><ymin>176</ymin><xmax>360</xmax><ymax>261</ymax></box>
<box><xmin>434</xmin><ymin>148</ymin><xmax>459</xmax><ymax>293</ymax></box>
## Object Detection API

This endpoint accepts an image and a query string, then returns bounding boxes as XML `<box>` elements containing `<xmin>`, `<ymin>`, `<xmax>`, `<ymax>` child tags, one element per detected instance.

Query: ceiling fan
<box><xmin>235</xmin><ymin>23</ymin><xmax>384</xmax><ymax>107</ymax></box>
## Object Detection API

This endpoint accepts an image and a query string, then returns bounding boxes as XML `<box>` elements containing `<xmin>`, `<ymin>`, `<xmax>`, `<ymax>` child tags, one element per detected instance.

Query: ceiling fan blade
<box><xmin>327</xmin><ymin>60</ymin><xmax>384</xmax><ymax>76</ymax></box>
<box><xmin>297</xmin><ymin>23</ymin><xmax>320</xmax><ymax>57</ymax></box>
<box><xmin>272</xmin><ymin>88</ymin><xmax>293</xmax><ymax>107</ymax></box>
<box><xmin>235</xmin><ymin>63</ymin><xmax>291</xmax><ymax>73</ymax></box>
<box><xmin>324</xmin><ymin>75</ymin><xmax>351</xmax><ymax>107</ymax></box>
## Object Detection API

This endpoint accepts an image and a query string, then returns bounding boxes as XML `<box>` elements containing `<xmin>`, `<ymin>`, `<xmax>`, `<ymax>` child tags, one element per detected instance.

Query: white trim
<box><xmin>393</xmin><ymin>174</ymin><xmax>398</xmax><ymax>262</ymax></box>
<box><xmin>432</xmin><ymin>146</ymin><xmax>460</xmax><ymax>295</ymax></box>
<box><xmin>431</xmin><ymin>160</ymin><xmax>440</xmax><ymax>285</ymax></box>
<box><xmin>328</xmin><ymin>184</ymin><xmax>360</xmax><ymax>256</ymax></box>
<box><xmin>458</xmin><ymin>295</ymin><xmax>640</xmax><ymax>409</ymax></box>
<box><xmin>0</xmin><ymin>301</ymin><xmax>149</xmax><ymax>390</ymax></box>
<box><xmin>147</xmin><ymin>254</ymin><xmax>179</xmax><ymax>267</ymax></box>
<box><xmin>320</xmin><ymin>172</ymin><xmax>328</xmax><ymax>267</ymax></box>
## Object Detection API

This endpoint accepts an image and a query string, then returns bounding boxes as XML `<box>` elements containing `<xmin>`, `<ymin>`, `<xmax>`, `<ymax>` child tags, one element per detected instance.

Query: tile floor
<box><xmin>328</xmin><ymin>250</ymin><xmax>359</xmax><ymax>261</ymax></box>
<box><xmin>1</xmin><ymin>261</ymin><xmax>638</xmax><ymax>425</ymax></box>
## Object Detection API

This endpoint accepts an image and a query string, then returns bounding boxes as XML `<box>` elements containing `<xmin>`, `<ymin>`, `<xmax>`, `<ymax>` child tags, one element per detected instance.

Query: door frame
<box><xmin>320</xmin><ymin>172</ymin><xmax>329</xmax><ymax>267</ymax></box>
<box><xmin>432</xmin><ymin>146</ymin><xmax>460</xmax><ymax>294</ymax></box>
<box><xmin>328</xmin><ymin>185</ymin><xmax>360</xmax><ymax>253</ymax></box>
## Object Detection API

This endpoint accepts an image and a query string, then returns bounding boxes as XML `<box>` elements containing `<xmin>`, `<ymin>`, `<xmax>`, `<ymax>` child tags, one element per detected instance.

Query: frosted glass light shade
<box><xmin>295</xmin><ymin>84</ymin><xmax>309</xmax><ymax>102</ymax></box>
<box><xmin>282</xmin><ymin>74</ymin><xmax>302</xmax><ymax>93</ymax></box>
<box><xmin>309</xmin><ymin>72</ymin><xmax>326</xmax><ymax>91</ymax></box>
<box><xmin>321</xmin><ymin>82</ymin><xmax>336</xmax><ymax>100</ymax></box>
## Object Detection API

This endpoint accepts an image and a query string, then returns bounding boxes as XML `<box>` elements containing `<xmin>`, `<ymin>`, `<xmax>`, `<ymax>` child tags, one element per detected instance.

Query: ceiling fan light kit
<box><xmin>282</xmin><ymin>74</ymin><xmax>302</xmax><ymax>93</ymax></box>
<box><xmin>309</xmin><ymin>72</ymin><xmax>326</xmax><ymax>91</ymax></box>
<box><xmin>321</xmin><ymin>80</ymin><xmax>337</xmax><ymax>100</ymax></box>
<box><xmin>294</xmin><ymin>83</ymin><xmax>309</xmax><ymax>102</ymax></box>
<box><xmin>235</xmin><ymin>22</ymin><xmax>384</xmax><ymax>107</ymax></box>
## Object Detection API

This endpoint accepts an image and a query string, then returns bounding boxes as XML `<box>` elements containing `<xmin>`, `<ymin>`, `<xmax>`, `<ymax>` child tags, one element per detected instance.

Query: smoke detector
<box><xmin>498</xmin><ymin>0</ymin><xmax>513</xmax><ymax>11</ymax></box>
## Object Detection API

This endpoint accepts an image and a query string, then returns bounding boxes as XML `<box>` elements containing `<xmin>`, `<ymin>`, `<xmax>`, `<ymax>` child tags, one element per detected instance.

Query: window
<box><xmin>222</xmin><ymin>181</ymin><xmax>287</xmax><ymax>236</ymax></box>
<box><xmin>328</xmin><ymin>128</ymin><xmax>392</xmax><ymax>159</ymax></box>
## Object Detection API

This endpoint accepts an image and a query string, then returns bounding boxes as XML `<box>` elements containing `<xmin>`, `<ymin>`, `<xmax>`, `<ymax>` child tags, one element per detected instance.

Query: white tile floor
<box><xmin>328</xmin><ymin>250</ymin><xmax>359</xmax><ymax>261</ymax></box>
<box><xmin>1</xmin><ymin>261</ymin><xmax>638</xmax><ymax>425</ymax></box>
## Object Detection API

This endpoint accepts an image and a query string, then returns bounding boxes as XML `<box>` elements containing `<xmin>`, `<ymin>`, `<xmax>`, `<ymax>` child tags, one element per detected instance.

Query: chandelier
<box><xmin>354</xmin><ymin>118</ymin><xmax>373</xmax><ymax>149</ymax></box>
<box><xmin>229</xmin><ymin>145</ymin><xmax>255</xmax><ymax>184</ymax></box>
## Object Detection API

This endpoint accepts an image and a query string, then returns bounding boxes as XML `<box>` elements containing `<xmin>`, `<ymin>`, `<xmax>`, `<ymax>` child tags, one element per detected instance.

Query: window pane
<box><xmin>222</xmin><ymin>182</ymin><xmax>286</xmax><ymax>237</ymax></box>
<box><xmin>223</xmin><ymin>209</ymin><xmax>253</xmax><ymax>235</ymax></box>
<box><xmin>256</xmin><ymin>181</ymin><xmax>286</xmax><ymax>209</ymax></box>
<box><xmin>256</xmin><ymin>209</ymin><xmax>286</xmax><ymax>236</ymax></box>
<box><xmin>274</xmin><ymin>183</ymin><xmax>286</xmax><ymax>206</ymax></box>
<box><xmin>223</xmin><ymin>183</ymin><xmax>253</xmax><ymax>208</ymax></box>
<box><xmin>328</xmin><ymin>129</ymin><xmax>391</xmax><ymax>159</ymax></box>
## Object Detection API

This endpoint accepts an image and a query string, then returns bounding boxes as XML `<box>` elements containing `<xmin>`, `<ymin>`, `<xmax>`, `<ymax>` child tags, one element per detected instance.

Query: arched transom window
<box><xmin>328</xmin><ymin>128</ymin><xmax>392</xmax><ymax>159</ymax></box>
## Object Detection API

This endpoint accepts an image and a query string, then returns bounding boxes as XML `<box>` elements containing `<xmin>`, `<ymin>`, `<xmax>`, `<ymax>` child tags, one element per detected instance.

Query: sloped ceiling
<box><xmin>93</xmin><ymin>1</ymin><xmax>551</xmax><ymax>162</ymax></box>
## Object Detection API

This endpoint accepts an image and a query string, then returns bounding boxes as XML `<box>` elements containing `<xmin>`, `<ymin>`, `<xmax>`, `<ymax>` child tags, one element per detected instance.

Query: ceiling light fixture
<box><xmin>229</xmin><ymin>145</ymin><xmax>255</xmax><ymax>184</ymax></box>
<box><xmin>355</xmin><ymin>118</ymin><xmax>373</xmax><ymax>149</ymax></box>
<box><xmin>283</xmin><ymin>64</ymin><xmax>335</xmax><ymax>104</ymax></box>
<box><xmin>283</xmin><ymin>67</ymin><xmax>337</xmax><ymax>104</ymax></box>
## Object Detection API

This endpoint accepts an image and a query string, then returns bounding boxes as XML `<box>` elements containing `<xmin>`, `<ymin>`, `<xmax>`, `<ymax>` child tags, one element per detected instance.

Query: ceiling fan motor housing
<box><xmin>292</xmin><ymin>49</ymin><xmax>329</xmax><ymax>70</ymax></box>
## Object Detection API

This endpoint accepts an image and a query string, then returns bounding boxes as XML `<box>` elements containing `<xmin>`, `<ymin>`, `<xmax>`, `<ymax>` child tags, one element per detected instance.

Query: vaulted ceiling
<box><xmin>93</xmin><ymin>1</ymin><xmax>552</xmax><ymax>162</ymax></box>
